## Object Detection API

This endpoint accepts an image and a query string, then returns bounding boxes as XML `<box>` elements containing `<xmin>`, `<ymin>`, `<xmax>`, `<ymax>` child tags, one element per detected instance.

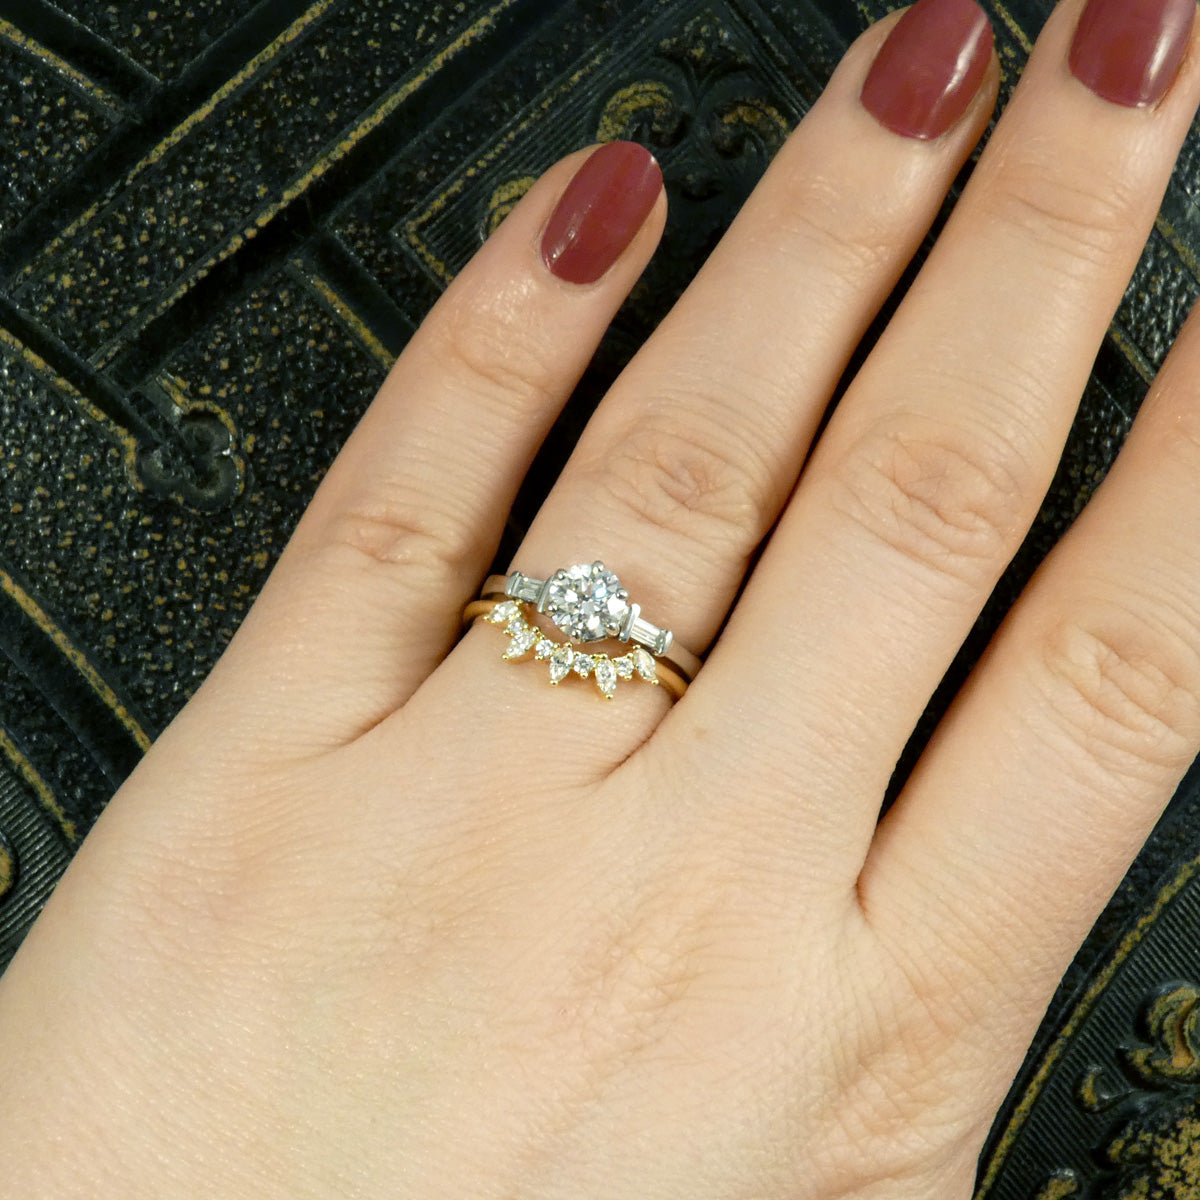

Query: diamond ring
<box><xmin>462</xmin><ymin>562</ymin><xmax>700</xmax><ymax>700</ymax></box>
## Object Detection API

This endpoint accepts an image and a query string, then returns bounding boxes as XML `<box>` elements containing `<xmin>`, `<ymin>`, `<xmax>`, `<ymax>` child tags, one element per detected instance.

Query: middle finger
<box><xmin>674</xmin><ymin>0</ymin><xmax>1200</xmax><ymax>879</ymax></box>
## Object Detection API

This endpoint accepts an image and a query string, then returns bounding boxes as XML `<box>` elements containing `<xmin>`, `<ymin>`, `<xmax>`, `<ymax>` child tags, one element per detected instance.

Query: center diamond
<box><xmin>542</xmin><ymin>562</ymin><xmax>630</xmax><ymax>643</ymax></box>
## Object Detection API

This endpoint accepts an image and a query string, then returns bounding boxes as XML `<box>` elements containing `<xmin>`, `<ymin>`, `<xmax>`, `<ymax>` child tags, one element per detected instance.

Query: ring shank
<box><xmin>463</xmin><ymin>584</ymin><xmax>698</xmax><ymax>701</ymax></box>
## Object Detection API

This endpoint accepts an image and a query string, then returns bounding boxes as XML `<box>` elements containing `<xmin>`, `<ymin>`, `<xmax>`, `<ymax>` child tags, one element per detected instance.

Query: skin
<box><xmin>3</xmin><ymin>0</ymin><xmax>1200</xmax><ymax>1195</ymax></box>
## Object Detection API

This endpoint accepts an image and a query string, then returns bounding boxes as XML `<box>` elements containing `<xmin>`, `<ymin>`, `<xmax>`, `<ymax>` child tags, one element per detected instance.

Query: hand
<box><xmin>4</xmin><ymin>0</ymin><xmax>1200</xmax><ymax>1194</ymax></box>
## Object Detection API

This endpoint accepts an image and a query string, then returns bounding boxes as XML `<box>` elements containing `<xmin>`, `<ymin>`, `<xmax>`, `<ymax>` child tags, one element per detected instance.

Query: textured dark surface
<box><xmin>3</xmin><ymin>1</ymin><xmax>1200</xmax><ymax>1194</ymax></box>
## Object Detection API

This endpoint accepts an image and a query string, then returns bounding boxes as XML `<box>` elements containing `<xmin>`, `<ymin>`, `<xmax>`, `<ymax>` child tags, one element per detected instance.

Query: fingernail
<box><xmin>1069</xmin><ymin>0</ymin><xmax>1195</xmax><ymax>108</ymax></box>
<box><xmin>540</xmin><ymin>142</ymin><xmax>663</xmax><ymax>285</ymax></box>
<box><xmin>860</xmin><ymin>0</ymin><xmax>994</xmax><ymax>140</ymax></box>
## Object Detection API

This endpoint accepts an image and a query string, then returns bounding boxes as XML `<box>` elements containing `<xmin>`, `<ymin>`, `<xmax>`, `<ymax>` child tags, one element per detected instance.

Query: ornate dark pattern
<box><xmin>2</xmin><ymin>0</ymin><xmax>1200</xmax><ymax>1191</ymax></box>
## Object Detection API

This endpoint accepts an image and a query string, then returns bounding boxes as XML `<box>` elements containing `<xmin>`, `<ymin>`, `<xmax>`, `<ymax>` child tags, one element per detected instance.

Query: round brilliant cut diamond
<box><xmin>543</xmin><ymin>562</ymin><xmax>629</xmax><ymax>643</ymax></box>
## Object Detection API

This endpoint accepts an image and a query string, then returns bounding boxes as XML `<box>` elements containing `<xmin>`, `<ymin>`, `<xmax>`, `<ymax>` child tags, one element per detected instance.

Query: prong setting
<box><xmin>487</xmin><ymin>599</ymin><xmax>660</xmax><ymax>697</ymax></box>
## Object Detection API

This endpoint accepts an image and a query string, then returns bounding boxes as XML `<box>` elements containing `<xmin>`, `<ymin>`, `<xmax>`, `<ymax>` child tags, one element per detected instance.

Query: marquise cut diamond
<box><xmin>504</xmin><ymin>627</ymin><xmax>538</xmax><ymax>659</ymax></box>
<box><xmin>549</xmin><ymin>644</ymin><xmax>575</xmax><ymax>684</ymax></box>
<box><xmin>482</xmin><ymin>589</ymin><xmax>673</xmax><ymax>698</ymax></box>
<box><xmin>632</xmin><ymin>648</ymin><xmax>658</xmax><ymax>684</ymax></box>
<box><xmin>487</xmin><ymin>600</ymin><xmax>521</xmax><ymax>624</ymax></box>
<box><xmin>594</xmin><ymin>657</ymin><xmax>617</xmax><ymax>699</ymax></box>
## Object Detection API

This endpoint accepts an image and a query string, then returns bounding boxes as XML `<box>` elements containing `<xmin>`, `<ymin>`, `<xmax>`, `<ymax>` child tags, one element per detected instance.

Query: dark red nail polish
<box><xmin>860</xmin><ymin>0</ymin><xmax>994</xmax><ymax>140</ymax></box>
<box><xmin>540</xmin><ymin>142</ymin><xmax>663</xmax><ymax>285</ymax></box>
<box><xmin>1069</xmin><ymin>0</ymin><xmax>1195</xmax><ymax>108</ymax></box>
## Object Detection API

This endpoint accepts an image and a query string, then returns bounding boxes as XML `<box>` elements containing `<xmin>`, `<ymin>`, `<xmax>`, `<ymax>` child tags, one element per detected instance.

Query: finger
<box><xmin>441</xmin><ymin>0</ymin><xmax>997</xmax><ymax>725</ymax></box>
<box><xmin>671</xmin><ymin>0</ymin><xmax>1200</xmax><ymax>882</ymax></box>
<box><xmin>188</xmin><ymin>143</ymin><xmax>667</xmax><ymax>750</ymax></box>
<box><xmin>857</xmin><ymin>288</ymin><xmax>1200</xmax><ymax>1079</ymax></box>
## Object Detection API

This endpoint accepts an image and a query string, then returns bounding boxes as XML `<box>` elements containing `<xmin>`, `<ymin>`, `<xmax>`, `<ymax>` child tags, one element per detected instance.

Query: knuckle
<box><xmin>432</xmin><ymin>282</ymin><xmax>560</xmax><ymax>408</ymax></box>
<box><xmin>1035</xmin><ymin>599</ymin><xmax>1200</xmax><ymax>783</ymax></box>
<box><xmin>321</xmin><ymin>486</ymin><xmax>482</xmax><ymax>581</ymax></box>
<box><xmin>829</xmin><ymin>414</ymin><xmax>1031</xmax><ymax>588</ymax></box>
<box><xmin>812</xmin><ymin>949</ymin><xmax>985</xmax><ymax>1198</ymax></box>
<box><xmin>109</xmin><ymin>807</ymin><xmax>290</xmax><ymax>972</ymax></box>
<box><xmin>767</xmin><ymin>170</ymin><xmax>897</xmax><ymax>275</ymax></box>
<box><xmin>982</xmin><ymin>154</ymin><xmax>1136</xmax><ymax>268</ymax></box>
<box><xmin>590</xmin><ymin>413</ymin><xmax>773</xmax><ymax>552</ymax></box>
<box><xmin>826</xmin><ymin>1076</ymin><xmax>977</xmax><ymax>1198</ymax></box>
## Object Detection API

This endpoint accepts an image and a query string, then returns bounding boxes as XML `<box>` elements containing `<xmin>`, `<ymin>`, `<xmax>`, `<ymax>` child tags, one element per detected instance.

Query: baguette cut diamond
<box><xmin>543</xmin><ymin>561</ymin><xmax>629</xmax><ymax>643</ymax></box>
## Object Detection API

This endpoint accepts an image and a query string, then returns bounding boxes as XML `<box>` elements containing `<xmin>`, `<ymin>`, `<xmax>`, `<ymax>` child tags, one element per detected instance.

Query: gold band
<box><xmin>463</xmin><ymin>594</ymin><xmax>694</xmax><ymax>701</ymax></box>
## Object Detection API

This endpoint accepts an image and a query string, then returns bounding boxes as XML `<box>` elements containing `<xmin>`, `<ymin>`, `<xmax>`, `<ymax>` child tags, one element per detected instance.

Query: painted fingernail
<box><xmin>540</xmin><ymin>141</ymin><xmax>663</xmax><ymax>285</ymax></box>
<box><xmin>860</xmin><ymin>0</ymin><xmax>994</xmax><ymax>140</ymax></box>
<box><xmin>1069</xmin><ymin>0</ymin><xmax>1195</xmax><ymax>108</ymax></box>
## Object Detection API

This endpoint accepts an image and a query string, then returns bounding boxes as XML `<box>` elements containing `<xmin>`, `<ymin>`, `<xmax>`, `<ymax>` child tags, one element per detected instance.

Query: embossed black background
<box><xmin>3</xmin><ymin>1</ymin><xmax>1200</xmax><ymax>1194</ymax></box>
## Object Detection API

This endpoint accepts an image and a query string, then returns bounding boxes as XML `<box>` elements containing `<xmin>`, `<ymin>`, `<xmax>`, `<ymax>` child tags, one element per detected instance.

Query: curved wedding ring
<box><xmin>462</xmin><ymin>562</ymin><xmax>701</xmax><ymax>700</ymax></box>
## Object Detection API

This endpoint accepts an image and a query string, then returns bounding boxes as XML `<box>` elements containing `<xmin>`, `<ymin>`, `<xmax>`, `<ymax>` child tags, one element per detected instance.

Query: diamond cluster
<box><xmin>485</xmin><ymin>600</ymin><xmax>658</xmax><ymax>699</ymax></box>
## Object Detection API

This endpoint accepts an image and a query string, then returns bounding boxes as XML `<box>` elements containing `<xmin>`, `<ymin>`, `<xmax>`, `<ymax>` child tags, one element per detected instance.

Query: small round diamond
<box><xmin>542</xmin><ymin>562</ymin><xmax>630</xmax><ymax>643</ymax></box>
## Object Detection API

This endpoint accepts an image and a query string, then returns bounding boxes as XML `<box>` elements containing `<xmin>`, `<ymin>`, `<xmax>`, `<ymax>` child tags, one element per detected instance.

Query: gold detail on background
<box><xmin>1156</xmin><ymin>214</ymin><xmax>1200</xmax><ymax>286</ymax></box>
<box><xmin>1127</xmin><ymin>985</ymin><xmax>1200</xmax><ymax>1081</ymax></box>
<box><xmin>92</xmin><ymin>0</ymin><xmax>522</xmax><ymax>365</ymax></box>
<box><xmin>714</xmin><ymin>97</ymin><xmax>789</xmax><ymax>151</ymax></box>
<box><xmin>484</xmin><ymin>177</ymin><xmax>537</xmax><ymax>236</ymax></box>
<box><xmin>1032</xmin><ymin>1171</ymin><xmax>1080</xmax><ymax>1200</ymax></box>
<box><xmin>978</xmin><ymin>857</ymin><xmax>1200</xmax><ymax>1194</ymax></box>
<box><xmin>155</xmin><ymin>374</ymin><xmax>241</xmax><ymax>446</ymax></box>
<box><xmin>990</xmin><ymin>1</ymin><xmax>1034</xmax><ymax>53</ymax></box>
<box><xmin>0</xmin><ymin>838</ymin><xmax>11</xmax><ymax>901</ymax></box>
<box><xmin>0</xmin><ymin>17</ymin><xmax>122</xmax><ymax>114</ymax></box>
<box><xmin>0</xmin><ymin>571</ymin><xmax>150</xmax><ymax>754</ymax></box>
<box><xmin>1108</xmin><ymin>323</ymin><xmax>1156</xmax><ymax>387</ymax></box>
<box><xmin>0</xmin><ymin>325</ymin><xmax>141</xmax><ymax>484</ymax></box>
<box><xmin>596</xmin><ymin>80</ymin><xmax>678</xmax><ymax>144</ymax></box>
<box><xmin>302</xmin><ymin>270</ymin><xmax>395</xmax><ymax>368</ymax></box>
<box><xmin>0</xmin><ymin>728</ymin><xmax>76</xmax><ymax>843</ymax></box>
<box><xmin>1106</xmin><ymin>1111</ymin><xmax>1200</xmax><ymax>1196</ymax></box>
<box><xmin>23</xmin><ymin>0</ymin><xmax>342</xmax><ymax>273</ymax></box>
